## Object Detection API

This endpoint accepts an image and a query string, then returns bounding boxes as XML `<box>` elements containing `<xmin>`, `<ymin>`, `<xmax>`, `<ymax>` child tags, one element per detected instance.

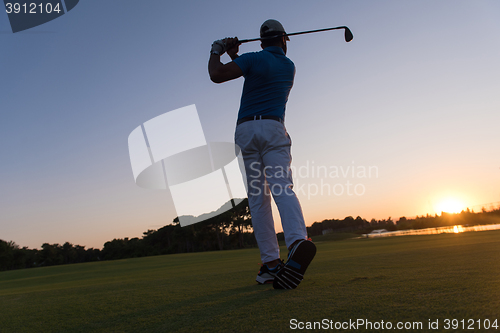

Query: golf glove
<box><xmin>211</xmin><ymin>39</ymin><xmax>226</xmax><ymax>55</ymax></box>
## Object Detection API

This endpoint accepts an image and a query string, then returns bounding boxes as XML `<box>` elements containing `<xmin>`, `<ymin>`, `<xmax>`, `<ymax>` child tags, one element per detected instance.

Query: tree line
<box><xmin>1</xmin><ymin>202</ymin><xmax>499</xmax><ymax>272</ymax></box>
<box><xmin>0</xmin><ymin>199</ymin><xmax>253</xmax><ymax>271</ymax></box>
<box><xmin>0</xmin><ymin>241</ymin><xmax>101</xmax><ymax>271</ymax></box>
<box><xmin>306</xmin><ymin>207</ymin><xmax>500</xmax><ymax>237</ymax></box>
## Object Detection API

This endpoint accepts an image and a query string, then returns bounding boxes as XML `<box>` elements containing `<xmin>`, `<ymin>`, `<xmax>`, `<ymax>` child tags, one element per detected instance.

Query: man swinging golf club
<box><xmin>208</xmin><ymin>19</ymin><xmax>316</xmax><ymax>289</ymax></box>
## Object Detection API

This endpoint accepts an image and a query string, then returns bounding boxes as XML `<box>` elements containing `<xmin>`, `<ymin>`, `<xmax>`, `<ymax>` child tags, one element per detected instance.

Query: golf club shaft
<box><xmin>238</xmin><ymin>26</ymin><xmax>351</xmax><ymax>44</ymax></box>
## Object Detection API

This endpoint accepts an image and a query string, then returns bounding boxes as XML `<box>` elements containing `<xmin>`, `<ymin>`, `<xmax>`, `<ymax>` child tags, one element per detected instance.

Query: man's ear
<box><xmin>281</xmin><ymin>39</ymin><xmax>287</xmax><ymax>55</ymax></box>
<box><xmin>260</xmin><ymin>42</ymin><xmax>264</xmax><ymax>50</ymax></box>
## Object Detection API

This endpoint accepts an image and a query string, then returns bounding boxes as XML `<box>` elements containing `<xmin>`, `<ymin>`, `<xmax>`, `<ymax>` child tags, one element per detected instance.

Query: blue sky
<box><xmin>1</xmin><ymin>0</ymin><xmax>499</xmax><ymax>249</ymax></box>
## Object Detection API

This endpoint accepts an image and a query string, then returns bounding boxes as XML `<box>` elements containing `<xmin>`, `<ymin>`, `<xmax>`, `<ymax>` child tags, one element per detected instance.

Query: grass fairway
<box><xmin>1</xmin><ymin>231</ymin><xmax>499</xmax><ymax>332</ymax></box>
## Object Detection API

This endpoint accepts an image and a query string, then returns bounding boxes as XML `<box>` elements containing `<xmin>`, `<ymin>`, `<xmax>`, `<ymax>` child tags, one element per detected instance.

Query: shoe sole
<box><xmin>256</xmin><ymin>276</ymin><xmax>274</xmax><ymax>284</ymax></box>
<box><xmin>273</xmin><ymin>240</ymin><xmax>316</xmax><ymax>289</ymax></box>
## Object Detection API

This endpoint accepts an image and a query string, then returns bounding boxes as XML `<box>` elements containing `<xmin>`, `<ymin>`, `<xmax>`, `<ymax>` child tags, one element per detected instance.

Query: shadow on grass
<box><xmin>70</xmin><ymin>283</ymin><xmax>284</xmax><ymax>332</ymax></box>
<box><xmin>161</xmin><ymin>284</ymin><xmax>282</xmax><ymax>330</ymax></box>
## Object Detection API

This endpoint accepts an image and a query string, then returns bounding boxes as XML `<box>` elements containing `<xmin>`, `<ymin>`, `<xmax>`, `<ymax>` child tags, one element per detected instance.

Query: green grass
<box><xmin>1</xmin><ymin>231</ymin><xmax>499</xmax><ymax>332</ymax></box>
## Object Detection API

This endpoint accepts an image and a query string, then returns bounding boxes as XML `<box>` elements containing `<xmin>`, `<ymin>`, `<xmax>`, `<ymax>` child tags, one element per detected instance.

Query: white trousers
<box><xmin>235</xmin><ymin>119</ymin><xmax>307</xmax><ymax>263</ymax></box>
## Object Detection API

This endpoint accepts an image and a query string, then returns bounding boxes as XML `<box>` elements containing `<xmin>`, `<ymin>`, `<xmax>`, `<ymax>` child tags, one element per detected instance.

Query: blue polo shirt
<box><xmin>233</xmin><ymin>46</ymin><xmax>295</xmax><ymax>121</ymax></box>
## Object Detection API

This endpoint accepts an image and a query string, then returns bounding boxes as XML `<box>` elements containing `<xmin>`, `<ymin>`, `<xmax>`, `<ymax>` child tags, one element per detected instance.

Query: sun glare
<box><xmin>436</xmin><ymin>198</ymin><xmax>464</xmax><ymax>214</ymax></box>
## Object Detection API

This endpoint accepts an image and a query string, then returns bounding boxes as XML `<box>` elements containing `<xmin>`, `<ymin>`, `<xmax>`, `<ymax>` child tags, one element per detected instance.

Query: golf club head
<box><xmin>344</xmin><ymin>27</ymin><xmax>353</xmax><ymax>42</ymax></box>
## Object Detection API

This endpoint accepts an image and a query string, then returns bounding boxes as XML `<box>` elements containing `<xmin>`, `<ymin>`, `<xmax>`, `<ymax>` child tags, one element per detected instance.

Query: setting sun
<box><xmin>436</xmin><ymin>198</ymin><xmax>465</xmax><ymax>214</ymax></box>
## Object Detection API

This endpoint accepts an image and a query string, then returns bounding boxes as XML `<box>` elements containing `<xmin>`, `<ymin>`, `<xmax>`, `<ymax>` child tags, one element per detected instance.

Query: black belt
<box><xmin>236</xmin><ymin>115</ymin><xmax>284</xmax><ymax>126</ymax></box>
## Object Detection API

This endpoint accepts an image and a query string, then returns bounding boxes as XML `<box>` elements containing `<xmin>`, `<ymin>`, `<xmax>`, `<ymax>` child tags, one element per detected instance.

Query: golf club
<box><xmin>238</xmin><ymin>25</ymin><xmax>353</xmax><ymax>44</ymax></box>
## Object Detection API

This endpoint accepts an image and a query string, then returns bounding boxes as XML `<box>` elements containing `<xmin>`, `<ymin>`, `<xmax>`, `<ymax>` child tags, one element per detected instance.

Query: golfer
<box><xmin>208</xmin><ymin>19</ymin><xmax>316</xmax><ymax>289</ymax></box>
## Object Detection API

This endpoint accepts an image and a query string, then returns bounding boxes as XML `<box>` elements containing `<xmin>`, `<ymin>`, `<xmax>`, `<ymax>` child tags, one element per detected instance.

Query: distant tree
<box><xmin>61</xmin><ymin>242</ymin><xmax>77</xmax><ymax>264</ymax></box>
<box><xmin>227</xmin><ymin>199</ymin><xmax>253</xmax><ymax>248</ymax></box>
<box><xmin>0</xmin><ymin>240</ymin><xmax>15</xmax><ymax>270</ymax></box>
<box><xmin>40</xmin><ymin>243</ymin><xmax>63</xmax><ymax>266</ymax></box>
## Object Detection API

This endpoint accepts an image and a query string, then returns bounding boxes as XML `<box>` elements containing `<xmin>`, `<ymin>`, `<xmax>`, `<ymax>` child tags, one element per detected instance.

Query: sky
<box><xmin>1</xmin><ymin>0</ymin><xmax>499</xmax><ymax>250</ymax></box>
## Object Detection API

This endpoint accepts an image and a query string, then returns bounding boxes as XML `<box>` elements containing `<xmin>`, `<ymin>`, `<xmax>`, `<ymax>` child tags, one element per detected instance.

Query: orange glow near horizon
<box><xmin>435</xmin><ymin>198</ymin><xmax>465</xmax><ymax>214</ymax></box>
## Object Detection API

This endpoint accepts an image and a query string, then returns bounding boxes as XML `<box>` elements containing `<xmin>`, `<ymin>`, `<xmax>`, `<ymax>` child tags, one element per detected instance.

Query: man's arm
<box><xmin>208</xmin><ymin>37</ymin><xmax>243</xmax><ymax>84</ymax></box>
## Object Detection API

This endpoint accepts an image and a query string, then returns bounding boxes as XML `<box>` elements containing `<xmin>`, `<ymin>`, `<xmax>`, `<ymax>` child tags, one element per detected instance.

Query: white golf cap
<box><xmin>260</xmin><ymin>19</ymin><xmax>290</xmax><ymax>40</ymax></box>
